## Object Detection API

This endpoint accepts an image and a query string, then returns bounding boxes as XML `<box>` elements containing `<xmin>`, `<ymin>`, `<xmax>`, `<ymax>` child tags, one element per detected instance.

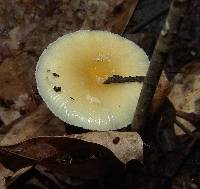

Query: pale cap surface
<box><xmin>35</xmin><ymin>30</ymin><xmax>149</xmax><ymax>131</ymax></box>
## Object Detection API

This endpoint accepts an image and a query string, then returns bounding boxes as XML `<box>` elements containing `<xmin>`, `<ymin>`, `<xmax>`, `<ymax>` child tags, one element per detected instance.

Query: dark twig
<box><xmin>175</xmin><ymin>119</ymin><xmax>193</xmax><ymax>137</ymax></box>
<box><xmin>103</xmin><ymin>75</ymin><xmax>145</xmax><ymax>84</ymax></box>
<box><xmin>131</xmin><ymin>0</ymin><xmax>190</xmax><ymax>131</ymax></box>
<box><xmin>126</xmin><ymin>6</ymin><xmax>169</xmax><ymax>34</ymax></box>
<box><xmin>176</xmin><ymin>111</ymin><xmax>200</xmax><ymax>128</ymax></box>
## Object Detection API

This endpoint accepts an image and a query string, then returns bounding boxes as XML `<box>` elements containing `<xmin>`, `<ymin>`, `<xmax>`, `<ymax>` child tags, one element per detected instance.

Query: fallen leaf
<box><xmin>156</xmin><ymin>99</ymin><xmax>177</xmax><ymax>152</ymax></box>
<box><xmin>82</xmin><ymin>0</ymin><xmax>139</xmax><ymax>34</ymax></box>
<box><xmin>0</xmin><ymin>136</ymin><xmax>124</xmax><ymax>179</ymax></box>
<box><xmin>176</xmin><ymin>111</ymin><xmax>200</xmax><ymax>128</ymax></box>
<box><xmin>152</xmin><ymin>72</ymin><xmax>171</xmax><ymax>113</ymax></box>
<box><xmin>0</xmin><ymin>56</ymin><xmax>38</xmax><ymax>127</ymax></box>
<box><xmin>69</xmin><ymin>131</ymin><xmax>143</xmax><ymax>164</ymax></box>
<box><xmin>0</xmin><ymin>57</ymin><xmax>33</xmax><ymax>100</ymax></box>
<box><xmin>169</xmin><ymin>61</ymin><xmax>200</xmax><ymax>135</ymax></box>
<box><xmin>0</xmin><ymin>173</ymin><xmax>6</xmax><ymax>189</ymax></box>
<box><xmin>0</xmin><ymin>43</ymin><xmax>12</xmax><ymax>64</ymax></box>
<box><xmin>7</xmin><ymin>23</ymin><xmax>37</xmax><ymax>50</ymax></box>
<box><xmin>0</xmin><ymin>108</ymin><xmax>21</xmax><ymax>125</ymax></box>
<box><xmin>107</xmin><ymin>0</ymin><xmax>139</xmax><ymax>34</ymax></box>
<box><xmin>6</xmin><ymin>166</ymin><xmax>33</xmax><ymax>187</ymax></box>
<box><xmin>33</xmin><ymin>165</ymin><xmax>70</xmax><ymax>187</ymax></box>
<box><xmin>0</xmin><ymin>104</ymin><xmax>65</xmax><ymax>145</ymax></box>
<box><xmin>0</xmin><ymin>162</ymin><xmax>13</xmax><ymax>178</ymax></box>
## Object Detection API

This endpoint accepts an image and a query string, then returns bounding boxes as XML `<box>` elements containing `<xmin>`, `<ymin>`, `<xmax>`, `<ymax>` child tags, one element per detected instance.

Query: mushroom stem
<box><xmin>132</xmin><ymin>0</ymin><xmax>190</xmax><ymax>131</ymax></box>
<box><xmin>103</xmin><ymin>75</ymin><xmax>145</xmax><ymax>84</ymax></box>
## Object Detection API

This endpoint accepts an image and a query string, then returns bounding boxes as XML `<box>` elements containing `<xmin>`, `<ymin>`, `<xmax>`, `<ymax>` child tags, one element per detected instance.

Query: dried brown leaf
<box><xmin>82</xmin><ymin>0</ymin><xmax>139</xmax><ymax>34</ymax></box>
<box><xmin>0</xmin><ymin>162</ymin><xmax>13</xmax><ymax>179</ymax></box>
<box><xmin>0</xmin><ymin>104</ymin><xmax>65</xmax><ymax>145</ymax></box>
<box><xmin>6</xmin><ymin>166</ymin><xmax>33</xmax><ymax>187</ymax></box>
<box><xmin>176</xmin><ymin>111</ymin><xmax>200</xmax><ymax>128</ymax></box>
<box><xmin>0</xmin><ymin>152</ymin><xmax>13</xmax><ymax>188</ymax></box>
<box><xmin>156</xmin><ymin>99</ymin><xmax>177</xmax><ymax>152</ymax></box>
<box><xmin>0</xmin><ymin>173</ymin><xmax>6</xmax><ymax>189</ymax></box>
<box><xmin>69</xmin><ymin>131</ymin><xmax>143</xmax><ymax>164</ymax></box>
<box><xmin>0</xmin><ymin>53</ymin><xmax>39</xmax><ymax>129</ymax></box>
<box><xmin>151</xmin><ymin>72</ymin><xmax>171</xmax><ymax>113</ymax></box>
<box><xmin>0</xmin><ymin>108</ymin><xmax>21</xmax><ymax>126</ymax></box>
<box><xmin>0</xmin><ymin>57</ymin><xmax>34</xmax><ymax>101</ymax></box>
<box><xmin>0</xmin><ymin>136</ymin><xmax>124</xmax><ymax>179</ymax></box>
<box><xmin>169</xmin><ymin>61</ymin><xmax>200</xmax><ymax>135</ymax></box>
<box><xmin>107</xmin><ymin>0</ymin><xmax>139</xmax><ymax>34</ymax></box>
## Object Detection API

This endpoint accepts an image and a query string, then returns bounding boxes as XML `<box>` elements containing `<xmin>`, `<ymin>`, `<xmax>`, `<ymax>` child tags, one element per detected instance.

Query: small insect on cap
<box><xmin>35</xmin><ymin>30</ymin><xmax>149</xmax><ymax>131</ymax></box>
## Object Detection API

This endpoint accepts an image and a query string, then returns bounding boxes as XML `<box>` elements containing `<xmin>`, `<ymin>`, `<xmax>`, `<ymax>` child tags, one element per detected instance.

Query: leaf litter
<box><xmin>0</xmin><ymin>0</ymin><xmax>200</xmax><ymax>188</ymax></box>
<box><xmin>0</xmin><ymin>0</ymin><xmax>142</xmax><ymax>187</ymax></box>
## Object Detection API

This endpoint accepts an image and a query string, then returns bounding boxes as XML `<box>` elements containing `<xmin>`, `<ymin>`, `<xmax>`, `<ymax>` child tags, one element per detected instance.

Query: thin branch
<box><xmin>131</xmin><ymin>0</ymin><xmax>190</xmax><ymax>131</ymax></box>
<box><xmin>175</xmin><ymin>119</ymin><xmax>193</xmax><ymax>137</ymax></box>
<box><xmin>176</xmin><ymin>111</ymin><xmax>200</xmax><ymax>128</ymax></box>
<box><xmin>103</xmin><ymin>75</ymin><xmax>144</xmax><ymax>84</ymax></box>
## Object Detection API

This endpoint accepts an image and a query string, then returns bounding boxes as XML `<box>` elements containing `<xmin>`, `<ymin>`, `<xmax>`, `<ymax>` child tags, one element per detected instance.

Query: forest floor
<box><xmin>0</xmin><ymin>0</ymin><xmax>200</xmax><ymax>188</ymax></box>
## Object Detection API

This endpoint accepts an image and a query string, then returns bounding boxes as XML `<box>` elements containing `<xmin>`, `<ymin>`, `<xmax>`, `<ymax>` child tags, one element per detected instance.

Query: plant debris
<box><xmin>113</xmin><ymin>137</ymin><xmax>120</xmax><ymax>144</ymax></box>
<box><xmin>103</xmin><ymin>75</ymin><xmax>145</xmax><ymax>84</ymax></box>
<box><xmin>169</xmin><ymin>61</ymin><xmax>200</xmax><ymax>135</ymax></box>
<box><xmin>53</xmin><ymin>86</ymin><xmax>61</xmax><ymax>92</ymax></box>
<box><xmin>52</xmin><ymin>73</ymin><xmax>59</xmax><ymax>77</ymax></box>
<box><xmin>70</xmin><ymin>97</ymin><xmax>75</xmax><ymax>100</ymax></box>
<box><xmin>0</xmin><ymin>99</ymin><xmax>14</xmax><ymax>108</ymax></box>
<box><xmin>0</xmin><ymin>0</ymin><xmax>200</xmax><ymax>188</ymax></box>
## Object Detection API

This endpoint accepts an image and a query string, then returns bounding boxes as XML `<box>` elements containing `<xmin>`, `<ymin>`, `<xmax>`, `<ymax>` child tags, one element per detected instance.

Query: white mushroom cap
<box><xmin>35</xmin><ymin>30</ymin><xmax>149</xmax><ymax>131</ymax></box>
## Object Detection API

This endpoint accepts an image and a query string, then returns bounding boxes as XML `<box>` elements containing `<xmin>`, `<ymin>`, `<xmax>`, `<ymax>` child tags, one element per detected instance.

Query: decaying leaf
<box><xmin>0</xmin><ymin>54</ymin><xmax>37</xmax><ymax>108</ymax></box>
<box><xmin>0</xmin><ymin>1</ymin><xmax>143</xmax><ymax>182</ymax></box>
<box><xmin>0</xmin><ymin>162</ymin><xmax>13</xmax><ymax>178</ymax></box>
<box><xmin>169</xmin><ymin>61</ymin><xmax>200</xmax><ymax>135</ymax></box>
<box><xmin>0</xmin><ymin>136</ymin><xmax>125</xmax><ymax>179</ymax></box>
<box><xmin>69</xmin><ymin>131</ymin><xmax>143</xmax><ymax>164</ymax></box>
<box><xmin>0</xmin><ymin>173</ymin><xmax>6</xmax><ymax>189</ymax></box>
<box><xmin>0</xmin><ymin>131</ymin><xmax>143</xmax><ymax>179</ymax></box>
<box><xmin>107</xmin><ymin>0</ymin><xmax>139</xmax><ymax>34</ymax></box>
<box><xmin>0</xmin><ymin>104</ymin><xmax>65</xmax><ymax>146</ymax></box>
<box><xmin>0</xmin><ymin>108</ymin><xmax>21</xmax><ymax>126</ymax></box>
<box><xmin>0</xmin><ymin>54</ymin><xmax>39</xmax><ymax>131</ymax></box>
<box><xmin>6</xmin><ymin>166</ymin><xmax>33</xmax><ymax>187</ymax></box>
<box><xmin>82</xmin><ymin>0</ymin><xmax>139</xmax><ymax>34</ymax></box>
<box><xmin>151</xmin><ymin>72</ymin><xmax>171</xmax><ymax>113</ymax></box>
<box><xmin>176</xmin><ymin>111</ymin><xmax>200</xmax><ymax>128</ymax></box>
<box><xmin>156</xmin><ymin>99</ymin><xmax>177</xmax><ymax>152</ymax></box>
<box><xmin>0</xmin><ymin>162</ymin><xmax>13</xmax><ymax>189</ymax></box>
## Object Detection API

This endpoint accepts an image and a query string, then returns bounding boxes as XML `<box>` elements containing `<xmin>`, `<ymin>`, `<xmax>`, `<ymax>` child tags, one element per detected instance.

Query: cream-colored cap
<box><xmin>35</xmin><ymin>30</ymin><xmax>149</xmax><ymax>131</ymax></box>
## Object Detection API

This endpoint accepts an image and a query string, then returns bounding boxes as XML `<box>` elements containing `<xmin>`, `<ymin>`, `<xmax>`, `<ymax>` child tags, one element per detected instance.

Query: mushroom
<box><xmin>35</xmin><ymin>30</ymin><xmax>149</xmax><ymax>131</ymax></box>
